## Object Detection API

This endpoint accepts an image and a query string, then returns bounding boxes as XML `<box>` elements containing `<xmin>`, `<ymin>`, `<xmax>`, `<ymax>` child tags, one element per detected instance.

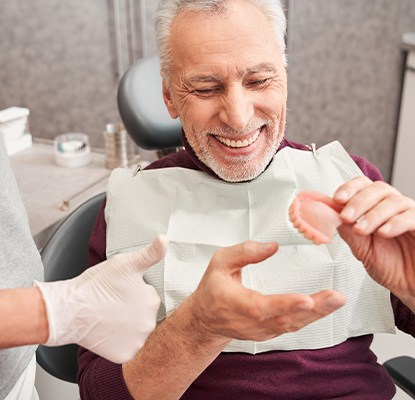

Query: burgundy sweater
<box><xmin>78</xmin><ymin>138</ymin><xmax>415</xmax><ymax>399</ymax></box>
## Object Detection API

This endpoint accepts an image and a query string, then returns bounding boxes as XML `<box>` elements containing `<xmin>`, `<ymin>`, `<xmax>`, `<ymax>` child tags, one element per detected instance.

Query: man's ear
<box><xmin>279</xmin><ymin>107</ymin><xmax>287</xmax><ymax>136</ymax></box>
<box><xmin>162</xmin><ymin>81</ymin><xmax>179</xmax><ymax>119</ymax></box>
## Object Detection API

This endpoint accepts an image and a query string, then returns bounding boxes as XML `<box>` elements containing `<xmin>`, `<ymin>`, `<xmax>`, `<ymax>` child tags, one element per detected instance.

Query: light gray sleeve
<box><xmin>0</xmin><ymin>135</ymin><xmax>43</xmax><ymax>288</ymax></box>
<box><xmin>0</xmin><ymin>134</ymin><xmax>44</xmax><ymax>398</ymax></box>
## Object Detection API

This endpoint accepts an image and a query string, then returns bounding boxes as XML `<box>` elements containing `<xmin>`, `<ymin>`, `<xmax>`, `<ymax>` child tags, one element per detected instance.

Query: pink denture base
<box><xmin>289</xmin><ymin>191</ymin><xmax>343</xmax><ymax>244</ymax></box>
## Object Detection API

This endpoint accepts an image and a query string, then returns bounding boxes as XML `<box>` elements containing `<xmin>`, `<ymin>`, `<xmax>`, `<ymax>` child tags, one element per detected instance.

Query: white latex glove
<box><xmin>34</xmin><ymin>234</ymin><xmax>167</xmax><ymax>364</ymax></box>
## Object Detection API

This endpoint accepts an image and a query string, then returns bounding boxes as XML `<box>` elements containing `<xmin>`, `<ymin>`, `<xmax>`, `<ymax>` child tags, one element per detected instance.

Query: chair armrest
<box><xmin>384</xmin><ymin>356</ymin><xmax>415</xmax><ymax>399</ymax></box>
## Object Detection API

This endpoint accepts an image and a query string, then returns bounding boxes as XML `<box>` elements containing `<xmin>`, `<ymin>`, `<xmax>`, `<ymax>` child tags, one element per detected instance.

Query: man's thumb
<box><xmin>214</xmin><ymin>241</ymin><xmax>279</xmax><ymax>275</ymax></box>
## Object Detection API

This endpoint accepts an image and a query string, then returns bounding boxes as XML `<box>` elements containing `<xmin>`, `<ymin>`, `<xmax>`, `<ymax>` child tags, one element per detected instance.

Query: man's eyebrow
<box><xmin>185</xmin><ymin>74</ymin><xmax>223</xmax><ymax>84</ymax></box>
<box><xmin>245</xmin><ymin>63</ymin><xmax>278</xmax><ymax>75</ymax></box>
<box><xmin>184</xmin><ymin>63</ymin><xmax>278</xmax><ymax>84</ymax></box>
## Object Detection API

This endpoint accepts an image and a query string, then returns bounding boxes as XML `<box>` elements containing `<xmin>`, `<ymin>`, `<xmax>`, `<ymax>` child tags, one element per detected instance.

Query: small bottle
<box><xmin>103</xmin><ymin>123</ymin><xmax>129</xmax><ymax>169</ymax></box>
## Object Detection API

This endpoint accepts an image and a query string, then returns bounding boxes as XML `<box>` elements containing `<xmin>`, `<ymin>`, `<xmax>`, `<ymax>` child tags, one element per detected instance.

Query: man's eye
<box><xmin>247</xmin><ymin>78</ymin><xmax>270</xmax><ymax>87</ymax></box>
<box><xmin>194</xmin><ymin>88</ymin><xmax>221</xmax><ymax>96</ymax></box>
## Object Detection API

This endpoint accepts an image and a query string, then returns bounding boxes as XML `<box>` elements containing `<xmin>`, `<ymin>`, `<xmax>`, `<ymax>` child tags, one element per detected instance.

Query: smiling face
<box><xmin>162</xmin><ymin>0</ymin><xmax>287</xmax><ymax>182</ymax></box>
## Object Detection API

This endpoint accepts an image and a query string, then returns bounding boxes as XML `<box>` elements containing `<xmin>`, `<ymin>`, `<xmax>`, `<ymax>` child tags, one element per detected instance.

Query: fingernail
<box><xmin>378</xmin><ymin>223</ymin><xmax>392</xmax><ymax>235</ymax></box>
<box><xmin>326</xmin><ymin>294</ymin><xmax>345</xmax><ymax>309</ymax></box>
<box><xmin>356</xmin><ymin>217</ymin><xmax>368</xmax><ymax>230</ymax></box>
<box><xmin>341</xmin><ymin>206</ymin><xmax>355</xmax><ymax>220</ymax></box>
<box><xmin>293</xmin><ymin>301</ymin><xmax>313</xmax><ymax>312</ymax></box>
<box><xmin>261</xmin><ymin>242</ymin><xmax>276</xmax><ymax>251</ymax></box>
<box><xmin>335</xmin><ymin>190</ymin><xmax>349</xmax><ymax>202</ymax></box>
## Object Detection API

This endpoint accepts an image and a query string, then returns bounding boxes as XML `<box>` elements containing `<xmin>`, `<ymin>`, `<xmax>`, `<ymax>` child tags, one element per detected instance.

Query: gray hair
<box><xmin>154</xmin><ymin>0</ymin><xmax>287</xmax><ymax>81</ymax></box>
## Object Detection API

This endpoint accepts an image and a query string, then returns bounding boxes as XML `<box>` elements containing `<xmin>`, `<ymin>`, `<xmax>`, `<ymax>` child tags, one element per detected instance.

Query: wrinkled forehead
<box><xmin>169</xmin><ymin>1</ymin><xmax>281</xmax><ymax>70</ymax></box>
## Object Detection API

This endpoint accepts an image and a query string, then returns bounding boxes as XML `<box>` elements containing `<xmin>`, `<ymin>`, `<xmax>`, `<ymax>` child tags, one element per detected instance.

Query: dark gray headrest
<box><xmin>117</xmin><ymin>56</ymin><xmax>182</xmax><ymax>150</ymax></box>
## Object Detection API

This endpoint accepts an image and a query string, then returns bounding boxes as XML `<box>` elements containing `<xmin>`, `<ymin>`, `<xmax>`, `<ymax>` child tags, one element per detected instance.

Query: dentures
<box><xmin>289</xmin><ymin>191</ymin><xmax>344</xmax><ymax>244</ymax></box>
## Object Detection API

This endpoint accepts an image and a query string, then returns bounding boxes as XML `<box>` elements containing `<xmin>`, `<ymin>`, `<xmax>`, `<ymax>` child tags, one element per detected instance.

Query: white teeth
<box><xmin>217</xmin><ymin>130</ymin><xmax>260</xmax><ymax>148</ymax></box>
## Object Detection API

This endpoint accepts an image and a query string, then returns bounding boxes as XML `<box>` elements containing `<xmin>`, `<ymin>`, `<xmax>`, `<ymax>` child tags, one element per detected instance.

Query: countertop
<box><xmin>9</xmin><ymin>140</ymin><xmax>111</xmax><ymax>248</ymax></box>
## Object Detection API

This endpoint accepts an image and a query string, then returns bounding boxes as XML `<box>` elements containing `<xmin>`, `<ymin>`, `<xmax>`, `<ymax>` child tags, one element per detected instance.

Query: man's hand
<box><xmin>122</xmin><ymin>240</ymin><xmax>346</xmax><ymax>400</ymax></box>
<box><xmin>334</xmin><ymin>176</ymin><xmax>415</xmax><ymax>307</ymax></box>
<box><xmin>35</xmin><ymin>234</ymin><xmax>168</xmax><ymax>364</ymax></box>
<box><xmin>187</xmin><ymin>240</ymin><xmax>346</xmax><ymax>343</ymax></box>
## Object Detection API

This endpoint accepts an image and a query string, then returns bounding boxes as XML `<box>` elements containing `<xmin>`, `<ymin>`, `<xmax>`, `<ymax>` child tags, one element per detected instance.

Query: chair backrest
<box><xmin>117</xmin><ymin>56</ymin><xmax>183</xmax><ymax>150</ymax></box>
<box><xmin>36</xmin><ymin>192</ymin><xmax>105</xmax><ymax>384</ymax></box>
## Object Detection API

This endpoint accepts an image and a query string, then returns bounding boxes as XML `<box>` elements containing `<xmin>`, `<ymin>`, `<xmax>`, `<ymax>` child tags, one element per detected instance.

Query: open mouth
<box><xmin>215</xmin><ymin>128</ymin><xmax>261</xmax><ymax>148</ymax></box>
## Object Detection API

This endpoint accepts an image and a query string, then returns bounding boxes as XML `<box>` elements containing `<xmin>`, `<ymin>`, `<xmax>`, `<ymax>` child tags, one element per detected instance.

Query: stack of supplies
<box><xmin>0</xmin><ymin>106</ymin><xmax>33</xmax><ymax>155</ymax></box>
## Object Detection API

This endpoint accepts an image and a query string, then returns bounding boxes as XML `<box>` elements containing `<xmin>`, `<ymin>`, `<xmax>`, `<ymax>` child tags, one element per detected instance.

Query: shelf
<box><xmin>9</xmin><ymin>141</ymin><xmax>110</xmax><ymax>248</ymax></box>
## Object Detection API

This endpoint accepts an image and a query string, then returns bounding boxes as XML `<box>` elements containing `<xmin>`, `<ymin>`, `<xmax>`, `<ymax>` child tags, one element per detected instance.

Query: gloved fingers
<box><xmin>138</xmin><ymin>283</ymin><xmax>162</xmax><ymax>312</ymax></box>
<box><xmin>78</xmin><ymin>284</ymin><xmax>161</xmax><ymax>363</ymax></box>
<box><xmin>33</xmin><ymin>236</ymin><xmax>167</xmax><ymax>350</ymax></box>
<box><xmin>132</xmin><ymin>234</ymin><xmax>169</xmax><ymax>273</ymax></box>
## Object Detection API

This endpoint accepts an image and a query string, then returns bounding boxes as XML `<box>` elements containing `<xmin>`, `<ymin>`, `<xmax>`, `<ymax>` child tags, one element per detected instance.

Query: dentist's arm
<box><xmin>0</xmin><ymin>235</ymin><xmax>167</xmax><ymax>364</ymax></box>
<box><xmin>0</xmin><ymin>286</ymin><xmax>49</xmax><ymax>348</ymax></box>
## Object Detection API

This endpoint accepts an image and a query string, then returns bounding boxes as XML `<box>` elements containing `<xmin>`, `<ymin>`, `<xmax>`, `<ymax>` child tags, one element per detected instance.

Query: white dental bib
<box><xmin>105</xmin><ymin>141</ymin><xmax>395</xmax><ymax>353</ymax></box>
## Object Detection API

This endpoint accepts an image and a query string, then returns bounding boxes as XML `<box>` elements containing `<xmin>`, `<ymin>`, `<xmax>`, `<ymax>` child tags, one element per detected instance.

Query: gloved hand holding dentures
<box><xmin>290</xmin><ymin>176</ymin><xmax>415</xmax><ymax>312</ymax></box>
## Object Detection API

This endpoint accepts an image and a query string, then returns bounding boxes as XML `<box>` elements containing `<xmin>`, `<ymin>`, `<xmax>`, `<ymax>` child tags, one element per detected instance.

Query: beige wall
<box><xmin>286</xmin><ymin>0</ymin><xmax>415</xmax><ymax>181</ymax></box>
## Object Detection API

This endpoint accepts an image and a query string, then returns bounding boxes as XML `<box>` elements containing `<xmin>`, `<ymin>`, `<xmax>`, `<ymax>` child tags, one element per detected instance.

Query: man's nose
<box><xmin>219</xmin><ymin>85</ymin><xmax>254</xmax><ymax>132</ymax></box>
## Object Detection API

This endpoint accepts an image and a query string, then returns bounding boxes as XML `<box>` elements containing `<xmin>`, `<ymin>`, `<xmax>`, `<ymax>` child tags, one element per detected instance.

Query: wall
<box><xmin>0</xmin><ymin>0</ymin><xmax>124</xmax><ymax>148</ymax></box>
<box><xmin>286</xmin><ymin>0</ymin><xmax>415</xmax><ymax>181</ymax></box>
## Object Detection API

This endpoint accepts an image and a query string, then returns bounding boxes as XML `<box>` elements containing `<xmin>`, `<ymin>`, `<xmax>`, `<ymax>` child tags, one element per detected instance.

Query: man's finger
<box><xmin>246</xmin><ymin>291</ymin><xmax>315</xmax><ymax>320</ymax></box>
<box><xmin>265</xmin><ymin>290</ymin><xmax>346</xmax><ymax>333</ymax></box>
<box><xmin>333</xmin><ymin>176</ymin><xmax>373</xmax><ymax>205</ymax></box>
<box><xmin>250</xmin><ymin>289</ymin><xmax>345</xmax><ymax>321</ymax></box>
<box><xmin>211</xmin><ymin>241</ymin><xmax>279</xmax><ymax>275</ymax></box>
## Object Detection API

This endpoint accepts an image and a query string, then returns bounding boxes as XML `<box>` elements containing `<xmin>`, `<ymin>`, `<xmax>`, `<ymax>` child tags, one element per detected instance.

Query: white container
<box><xmin>54</xmin><ymin>133</ymin><xmax>91</xmax><ymax>168</ymax></box>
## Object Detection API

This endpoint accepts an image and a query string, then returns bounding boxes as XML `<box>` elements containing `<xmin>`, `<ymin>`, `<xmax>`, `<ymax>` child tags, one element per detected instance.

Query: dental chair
<box><xmin>36</xmin><ymin>192</ymin><xmax>106</xmax><ymax>383</ymax></box>
<box><xmin>384</xmin><ymin>356</ymin><xmax>415</xmax><ymax>398</ymax></box>
<box><xmin>117</xmin><ymin>55</ymin><xmax>183</xmax><ymax>156</ymax></box>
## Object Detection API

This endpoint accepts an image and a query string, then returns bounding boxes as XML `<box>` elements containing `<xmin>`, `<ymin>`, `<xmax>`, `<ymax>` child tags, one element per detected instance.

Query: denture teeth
<box><xmin>217</xmin><ymin>130</ymin><xmax>260</xmax><ymax>148</ymax></box>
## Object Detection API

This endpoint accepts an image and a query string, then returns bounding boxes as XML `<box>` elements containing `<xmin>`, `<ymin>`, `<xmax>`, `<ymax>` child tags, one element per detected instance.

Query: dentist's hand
<box><xmin>35</xmin><ymin>234</ymin><xmax>168</xmax><ymax>363</ymax></box>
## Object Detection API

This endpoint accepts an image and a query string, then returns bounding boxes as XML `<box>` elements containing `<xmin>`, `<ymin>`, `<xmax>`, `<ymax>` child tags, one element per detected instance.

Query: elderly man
<box><xmin>78</xmin><ymin>0</ymin><xmax>415</xmax><ymax>399</ymax></box>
